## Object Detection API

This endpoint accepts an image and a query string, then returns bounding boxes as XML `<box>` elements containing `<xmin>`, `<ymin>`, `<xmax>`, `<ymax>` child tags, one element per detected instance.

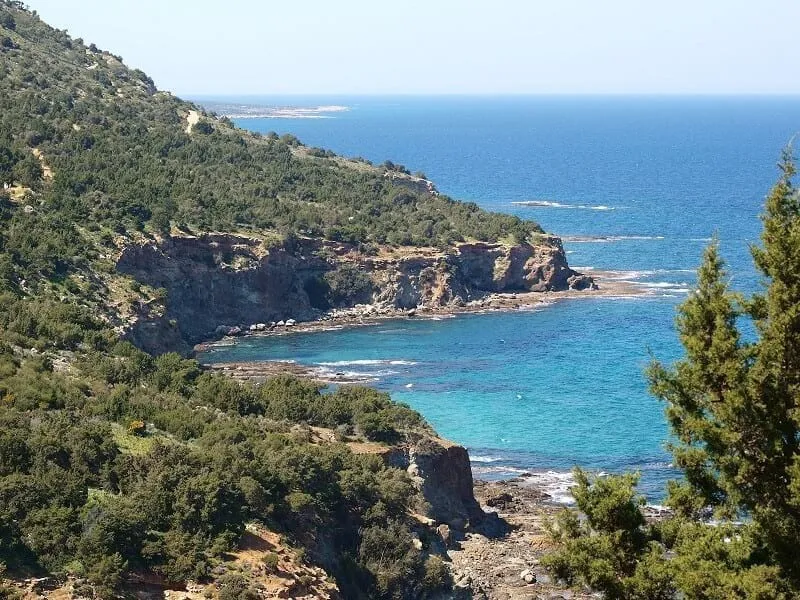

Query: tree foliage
<box><xmin>0</xmin><ymin>0</ymin><xmax>540</xmax><ymax>260</ymax></box>
<box><xmin>650</xmin><ymin>150</ymin><xmax>800</xmax><ymax>584</ymax></box>
<box><xmin>545</xmin><ymin>152</ymin><xmax>800</xmax><ymax>598</ymax></box>
<box><xmin>0</xmin><ymin>326</ymin><xmax>441</xmax><ymax>597</ymax></box>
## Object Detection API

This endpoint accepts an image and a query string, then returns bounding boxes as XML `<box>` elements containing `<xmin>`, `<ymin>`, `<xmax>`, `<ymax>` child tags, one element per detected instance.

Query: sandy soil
<box><xmin>31</xmin><ymin>148</ymin><xmax>53</xmax><ymax>180</ymax></box>
<box><xmin>185</xmin><ymin>110</ymin><xmax>199</xmax><ymax>134</ymax></box>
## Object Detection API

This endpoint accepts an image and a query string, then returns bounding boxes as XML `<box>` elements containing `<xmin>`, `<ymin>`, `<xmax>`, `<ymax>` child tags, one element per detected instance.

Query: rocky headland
<box><xmin>115</xmin><ymin>232</ymin><xmax>599</xmax><ymax>356</ymax></box>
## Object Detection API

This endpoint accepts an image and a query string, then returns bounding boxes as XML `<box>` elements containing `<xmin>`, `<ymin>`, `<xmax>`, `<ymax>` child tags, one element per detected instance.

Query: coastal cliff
<box><xmin>116</xmin><ymin>233</ymin><xmax>594</xmax><ymax>354</ymax></box>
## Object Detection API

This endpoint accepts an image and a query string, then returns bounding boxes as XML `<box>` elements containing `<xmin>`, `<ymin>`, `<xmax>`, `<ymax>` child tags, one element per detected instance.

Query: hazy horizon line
<box><xmin>185</xmin><ymin>91</ymin><xmax>800</xmax><ymax>99</ymax></box>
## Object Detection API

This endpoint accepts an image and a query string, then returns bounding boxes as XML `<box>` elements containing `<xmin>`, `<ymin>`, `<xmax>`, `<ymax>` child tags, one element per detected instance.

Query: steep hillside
<box><xmin>0</xmin><ymin>1</ymin><xmax>591</xmax><ymax>355</ymax></box>
<box><xmin>0</xmin><ymin>0</ymin><xmax>540</xmax><ymax>249</ymax></box>
<box><xmin>0</xmin><ymin>2</ymin><xmax>520</xmax><ymax>598</ymax></box>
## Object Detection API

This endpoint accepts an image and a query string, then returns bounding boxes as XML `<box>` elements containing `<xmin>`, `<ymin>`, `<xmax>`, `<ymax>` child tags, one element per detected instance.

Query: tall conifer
<box><xmin>650</xmin><ymin>150</ymin><xmax>800</xmax><ymax>583</ymax></box>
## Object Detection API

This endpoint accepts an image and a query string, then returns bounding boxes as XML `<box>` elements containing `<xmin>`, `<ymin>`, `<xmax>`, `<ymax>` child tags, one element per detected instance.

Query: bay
<box><xmin>195</xmin><ymin>95</ymin><xmax>800</xmax><ymax>500</ymax></box>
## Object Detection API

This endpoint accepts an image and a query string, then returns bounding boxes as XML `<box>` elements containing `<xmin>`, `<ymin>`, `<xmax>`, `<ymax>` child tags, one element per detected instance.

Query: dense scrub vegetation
<box><xmin>0</xmin><ymin>292</ymin><xmax>446</xmax><ymax>598</ymax></box>
<box><xmin>543</xmin><ymin>155</ymin><xmax>800</xmax><ymax>598</ymax></box>
<box><xmin>0</xmin><ymin>0</ymin><xmax>538</xmax><ymax>263</ymax></box>
<box><xmin>6</xmin><ymin>0</ymin><xmax>800</xmax><ymax>597</ymax></box>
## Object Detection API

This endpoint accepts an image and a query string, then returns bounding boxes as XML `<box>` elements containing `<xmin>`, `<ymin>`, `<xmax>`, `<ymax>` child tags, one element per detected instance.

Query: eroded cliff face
<box><xmin>370</xmin><ymin>237</ymin><xmax>593</xmax><ymax>309</ymax></box>
<box><xmin>117</xmin><ymin>235</ymin><xmax>326</xmax><ymax>353</ymax></box>
<box><xmin>116</xmin><ymin>233</ymin><xmax>593</xmax><ymax>354</ymax></box>
<box><xmin>405</xmin><ymin>436</ymin><xmax>484</xmax><ymax>526</ymax></box>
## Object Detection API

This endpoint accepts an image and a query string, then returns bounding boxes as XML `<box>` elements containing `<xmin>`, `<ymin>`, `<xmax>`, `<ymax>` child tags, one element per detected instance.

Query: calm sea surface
<box><xmin>195</xmin><ymin>95</ymin><xmax>800</xmax><ymax>500</ymax></box>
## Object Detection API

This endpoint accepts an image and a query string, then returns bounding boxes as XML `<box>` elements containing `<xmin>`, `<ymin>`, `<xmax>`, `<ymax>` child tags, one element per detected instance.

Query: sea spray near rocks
<box><xmin>512</xmin><ymin>200</ymin><xmax>618</xmax><ymax>210</ymax></box>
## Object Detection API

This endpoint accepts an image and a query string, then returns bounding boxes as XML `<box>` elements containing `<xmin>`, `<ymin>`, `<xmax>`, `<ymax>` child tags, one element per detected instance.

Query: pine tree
<box><xmin>649</xmin><ymin>150</ymin><xmax>800</xmax><ymax>584</ymax></box>
<box><xmin>746</xmin><ymin>150</ymin><xmax>800</xmax><ymax>579</ymax></box>
<box><xmin>648</xmin><ymin>239</ymin><xmax>746</xmax><ymax>518</ymax></box>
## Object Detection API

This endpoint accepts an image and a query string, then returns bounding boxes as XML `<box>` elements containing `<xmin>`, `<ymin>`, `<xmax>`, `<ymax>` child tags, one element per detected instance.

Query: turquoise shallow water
<box><xmin>195</xmin><ymin>95</ymin><xmax>800</xmax><ymax>501</ymax></box>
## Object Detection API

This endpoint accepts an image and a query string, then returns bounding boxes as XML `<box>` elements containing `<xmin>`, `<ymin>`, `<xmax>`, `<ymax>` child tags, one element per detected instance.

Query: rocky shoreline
<box><xmin>448</xmin><ymin>475</ymin><xmax>673</xmax><ymax>599</ymax></box>
<box><xmin>194</xmin><ymin>268</ymin><xmax>647</xmax><ymax>359</ymax></box>
<box><xmin>118</xmin><ymin>232</ymin><xmax>603</xmax><ymax>355</ymax></box>
<box><xmin>446</xmin><ymin>478</ymin><xmax>594</xmax><ymax>600</ymax></box>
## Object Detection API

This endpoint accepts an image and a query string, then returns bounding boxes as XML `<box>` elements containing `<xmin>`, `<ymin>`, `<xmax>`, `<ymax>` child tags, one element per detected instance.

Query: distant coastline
<box><xmin>200</xmin><ymin>102</ymin><xmax>350</xmax><ymax>119</ymax></box>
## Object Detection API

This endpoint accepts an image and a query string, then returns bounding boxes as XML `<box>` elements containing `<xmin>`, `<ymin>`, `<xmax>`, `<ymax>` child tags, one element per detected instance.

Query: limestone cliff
<box><xmin>399</xmin><ymin>436</ymin><xmax>485</xmax><ymax>526</ymax></box>
<box><xmin>116</xmin><ymin>233</ymin><xmax>593</xmax><ymax>354</ymax></box>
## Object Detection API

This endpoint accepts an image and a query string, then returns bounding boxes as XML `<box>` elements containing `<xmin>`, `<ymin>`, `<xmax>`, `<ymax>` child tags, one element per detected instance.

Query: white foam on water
<box><xmin>635</xmin><ymin>281</ymin><xmax>690</xmax><ymax>288</ymax></box>
<box><xmin>316</xmin><ymin>366</ymin><xmax>399</xmax><ymax>378</ymax></box>
<box><xmin>470</xmin><ymin>455</ymin><xmax>502</xmax><ymax>463</ymax></box>
<box><xmin>594</xmin><ymin>270</ymin><xmax>695</xmax><ymax>289</ymax></box>
<box><xmin>563</xmin><ymin>235</ymin><xmax>665</xmax><ymax>243</ymax></box>
<box><xmin>316</xmin><ymin>359</ymin><xmax>418</xmax><ymax>367</ymax></box>
<box><xmin>630</xmin><ymin>281</ymin><xmax>691</xmax><ymax>294</ymax></box>
<box><xmin>599</xmin><ymin>269</ymin><xmax>655</xmax><ymax>280</ymax></box>
<box><xmin>315</xmin><ymin>374</ymin><xmax>378</xmax><ymax>384</ymax></box>
<box><xmin>512</xmin><ymin>200</ymin><xmax>617</xmax><ymax>211</ymax></box>
<box><xmin>520</xmin><ymin>470</ymin><xmax>578</xmax><ymax>504</ymax></box>
<box><xmin>471</xmin><ymin>464</ymin><xmax>531</xmax><ymax>475</ymax></box>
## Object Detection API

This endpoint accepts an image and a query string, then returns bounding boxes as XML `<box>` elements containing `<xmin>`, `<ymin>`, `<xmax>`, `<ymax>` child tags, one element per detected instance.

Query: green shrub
<box><xmin>262</xmin><ymin>552</ymin><xmax>279</xmax><ymax>574</ymax></box>
<box><xmin>217</xmin><ymin>574</ymin><xmax>255</xmax><ymax>600</ymax></box>
<box><xmin>323</xmin><ymin>264</ymin><xmax>374</xmax><ymax>307</ymax></box>
<box><xmin>422</xmin><ymin>555</ymin><xmax>450</xmax><ymax>591</ymax></box>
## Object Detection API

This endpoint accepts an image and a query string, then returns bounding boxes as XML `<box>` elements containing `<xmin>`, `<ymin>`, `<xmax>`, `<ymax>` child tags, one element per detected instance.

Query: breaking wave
<box><xmin>513</xmin><ymin>200</ymin><xmax>616</xmax><ymax>211</ymax></box>
<box><xmin>470</xmin><ymin>455</ymin><xmax>502</xmax><ymax>463</ymax></box>
<box><xmin>519</xmin><ymin>470</ymin><xmax>577</xmax><ymax>504</ymax></box>
<box><xmin>562</xmin><ymin>234</ymin><xmax>665</xmax><ymax>243</ymax></box>
<box><xmin>316</xmin><ymin>359</ymin><xmax>418</xmax><ymax>367</ymax></box>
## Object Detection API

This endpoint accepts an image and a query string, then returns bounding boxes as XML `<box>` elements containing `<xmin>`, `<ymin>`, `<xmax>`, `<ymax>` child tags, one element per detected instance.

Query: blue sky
<box><xmin>28</xmin><ymin>0</ymin><xmax>800</xmax><ymax>95</ymax></box>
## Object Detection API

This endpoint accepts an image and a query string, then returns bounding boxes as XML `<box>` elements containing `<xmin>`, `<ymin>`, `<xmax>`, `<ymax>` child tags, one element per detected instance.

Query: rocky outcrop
<box><xmin>125</xmin><ymin>311</ymin><xmax>192</xmax><ymax>357</ymax></box>
<box><xmin>116</xmin><ymin>233</ymin><xmax>593</xmax><ymax>354</ymax></box>
<box><xmin>369</xmin><ymin>238</ymin><xmax>594</xmax><ymax>309</ymax></box>
<box><xmin>117</xmin><ymin>234</ymin><xmax>328</xmax><ymax>349</ymax></box>
<box><xmin>384</xmin><ymin>436</ymin><xmax>485</xmax><ymax>527</ymax></box>
<box><xmin>414</xmin><ymin>437</ymin><xmax>485</xmax><ymax>526</ymax></box>
<box><xmin>383</xmin><ymin>171</ymin><xmax>439</xmax><ymax>196</ymax></box>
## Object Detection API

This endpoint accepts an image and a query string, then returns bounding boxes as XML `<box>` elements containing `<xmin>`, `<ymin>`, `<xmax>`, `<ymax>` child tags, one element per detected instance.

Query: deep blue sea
<box><xmin>194</xmin><ymin>95</ymin><xmax>800</xmax><ymax>501</ymax></box>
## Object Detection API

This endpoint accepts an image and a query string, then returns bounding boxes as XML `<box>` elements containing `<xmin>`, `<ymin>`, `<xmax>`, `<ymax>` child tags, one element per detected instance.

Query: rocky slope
<box><xmin>116</xmin><ymin>233</ymin><xmax>594</xmax><ymax>354</ymax></box>
<box><xmin>446</xmin><ymin>481</ymin><xmax>597</xmax><ymax>600</ymax></box>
